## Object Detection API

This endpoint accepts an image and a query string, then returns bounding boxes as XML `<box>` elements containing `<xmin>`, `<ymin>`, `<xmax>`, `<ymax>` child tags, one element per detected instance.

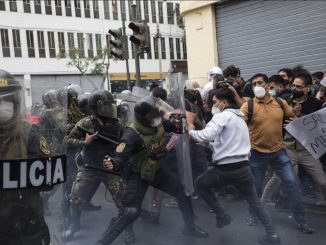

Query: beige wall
<box><xmin>181</xmin><ymin>1</ymin><xmax>221</xmax><ymax>86</ymax></box>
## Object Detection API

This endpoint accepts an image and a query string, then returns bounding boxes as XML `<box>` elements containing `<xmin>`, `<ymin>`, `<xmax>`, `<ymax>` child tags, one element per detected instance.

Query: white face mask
<box><xmin>211</xmin><ymin>106</ymin><xmax>221</xmax><ymax>115</ymax></box>
<box><xmin>0</xmin><ymin>101</ymin><xmax>14</xmax><ymax>123</ymax></box>
<box><xmin>254</xmin><ymin>86</ymin><xmax>266</xmax><ymax>98</ymax></box>
<box><xmin>151</xmin><ymin>117</ymin><xmax>162</xmax><ymax>127</ymax></box>
<box><xmin>269</xmin><ymin>89</ymin><xmax>276</xmax><ymax>97</ymax></box>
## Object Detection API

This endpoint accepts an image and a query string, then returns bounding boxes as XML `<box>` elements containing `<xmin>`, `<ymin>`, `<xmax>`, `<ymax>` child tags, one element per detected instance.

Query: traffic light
<box><xmin>108</xmin><ymin>28</ymin><xmax>124</xmax><ymax>60</ymax></box>
<box><xmin>128</xmin><ymin>21</ymin><xmax>150</xmax><ymax>52</ymax></box>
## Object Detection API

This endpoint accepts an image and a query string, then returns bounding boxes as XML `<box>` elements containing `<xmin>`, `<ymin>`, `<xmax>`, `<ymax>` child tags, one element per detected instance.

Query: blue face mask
<box><xmin>269</xmin><ymin>90</ymin><xmax>277</xmax><ymax>97</ymax></box>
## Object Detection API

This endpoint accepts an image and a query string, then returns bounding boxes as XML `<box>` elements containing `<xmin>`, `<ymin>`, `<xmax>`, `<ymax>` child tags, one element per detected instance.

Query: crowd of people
<box><xmin>1</xmin><ymin>64</ymin><xmax>326</xmax><ymax>245</ymax></box>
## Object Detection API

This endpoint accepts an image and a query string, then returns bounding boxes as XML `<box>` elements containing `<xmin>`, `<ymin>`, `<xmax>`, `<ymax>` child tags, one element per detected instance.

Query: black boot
<box><xmin>183</xmin><ymin>224</ymin><xmax>208</xmax><ymax>238</ymax></box>
<box><xmin>96</xmin><ymin>207</ymin><xmax>140</xmax><ymax>245</ymax></box>
<box><xmin>124</xmin><ymin>224</ymin><xmax>136</xmax><ymax>244</ymax></box>
<box><xmin>216</xmin><ymin>214</ymin><xmax>232</xmax><ymax>228</ymax></box>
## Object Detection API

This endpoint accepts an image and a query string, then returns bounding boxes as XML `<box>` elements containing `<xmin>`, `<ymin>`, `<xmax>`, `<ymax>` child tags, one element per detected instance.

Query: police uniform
<box><xmin>96</xmin><ymin>96</ymin><xmax>208</xmax><ymax>245</ymax></box>
<box><xmin>64</xmin><ymin>90</ymin><xmax>125</xmax><ymax>240</ymax></box>
<box><xmin>1</xmin><ymin>123</ymin><xmax>52</xmax><ymax>245</ymax></box>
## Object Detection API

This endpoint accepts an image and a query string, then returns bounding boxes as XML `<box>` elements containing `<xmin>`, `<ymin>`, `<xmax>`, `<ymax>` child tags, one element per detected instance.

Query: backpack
<box><xmin>247</xmin><ymin>97</ymin><xmax>284</xmax><ymax>125</ymax></box>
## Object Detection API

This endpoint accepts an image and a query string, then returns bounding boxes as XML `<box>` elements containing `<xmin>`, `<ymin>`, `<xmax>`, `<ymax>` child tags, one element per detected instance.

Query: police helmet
<box><xmin>78</xmin><ymin>93</ymin><xmax>91</xmax><ymax>115</ymax></box>
<box><xmin>88</xmin><ymin>90</ymin><xmax>117</xmax><ymax>118</ymax></box>
<box><xmin>134</xmin><ymin>96</ymin><xmax>161</xmax><ymax>127</ymax></box>
<box><xmin>42</xmin><ymin>89</ymin><xmax>58</xmax><ymax>108</ymax></box>
<box><xmin>0</xmin><ymin>69</ymin><xmax>21</xmax><ymax>121</ymax></box>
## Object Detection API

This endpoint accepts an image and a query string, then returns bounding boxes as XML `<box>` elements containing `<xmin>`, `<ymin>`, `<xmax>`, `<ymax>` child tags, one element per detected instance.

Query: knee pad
<box><xmin>124</xmin><ymin>207</ymin><xmax>141</xmax><ymax>222</ymax></box>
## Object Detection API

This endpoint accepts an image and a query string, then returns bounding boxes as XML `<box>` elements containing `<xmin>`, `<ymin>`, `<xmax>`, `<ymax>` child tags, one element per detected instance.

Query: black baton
<box><xmin>77</xmin><ymin>125</ymin><xmax>119</xmax><ymax>145</ymax></box>
<box><xmin>84</xmin><ymin>164</ymin><xmax>121</xmax><ymax>176</ymax></box>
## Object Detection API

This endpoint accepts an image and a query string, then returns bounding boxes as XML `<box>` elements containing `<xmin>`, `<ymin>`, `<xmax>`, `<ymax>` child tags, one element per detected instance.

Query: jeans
<box><xmin>250</xmin><ymin>148</ymin><xmax>306</xmax><ymax>224</ymax></box>
<box><xmin>195</xmin><ymin>162</ymin><xmax>276</xmax><ymax>235</ymax></box>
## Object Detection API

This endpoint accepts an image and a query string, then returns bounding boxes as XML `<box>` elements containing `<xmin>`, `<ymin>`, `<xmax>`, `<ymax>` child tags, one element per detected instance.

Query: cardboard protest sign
<box><xmin>285</xmin><ymin>108</ymin><xmax>326</xmax><ymax>159</ymax></box>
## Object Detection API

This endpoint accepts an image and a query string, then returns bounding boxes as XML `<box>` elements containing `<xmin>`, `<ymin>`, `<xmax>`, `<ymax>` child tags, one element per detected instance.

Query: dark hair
<box><xmin>278</xmin><ymin>68</ymin><xmax>293</xmax><ymax>80</ymax></box>
<box><xmin>251</xmin><ymin>73</ymin><xmax>269</xmax><ymax>83</ymax></box>
<box><xmin>151</xmin><ymin>87</ymin><xmax>167</xmax><ymax>101</ymax></box>
<box><xmin>149</xmin><ymin>81</ymin><xmax>159</xmax><ymax>91</ymax></box>
<box><xmin>184</xmin><ymin>89</ymin><xmax>197</xmax><ymax>103</ymax></box>
<box><xmin>212</xmin><ymin>74</ymin><xmax>225</xmax><ymax>89</ymax></box>
<box><xmin>312</xmin><ymin>71</ymin><xmax>324</xmax><ymax>81</ymax></box>
<box><xmin>223</xmin><ymin>65</ymin><xmax>240</xmax><ymax>79</ymax></box>
<box><xmin>211</xmin><ymin>88</ymin><xmax>238</xmax><ymax>108</ymax></box>
<box><xmin>268</xmin><ymin>75</ymin><xmax>286</xmax><ymax>86</ymax></box>
<box><xmin>294</xmin><ymin>73</ymin><xmax>313</xmax><ymax>87</ymax></box>
<box><xmin>292</xmin><ymin>65</ymin><xmax>311</xmax><ymax>78</ymax></box>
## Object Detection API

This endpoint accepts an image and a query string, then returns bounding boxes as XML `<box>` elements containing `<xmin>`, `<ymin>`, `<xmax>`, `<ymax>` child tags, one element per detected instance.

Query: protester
<box><xmin>240</xmin><ymin>73</ymin><xmax>314</xmax><ymax>233</ymax></box>
<box><xmin>189</xmin><ymin>88</ymin><xmax>281</xmax><ymax>244</ymax></box>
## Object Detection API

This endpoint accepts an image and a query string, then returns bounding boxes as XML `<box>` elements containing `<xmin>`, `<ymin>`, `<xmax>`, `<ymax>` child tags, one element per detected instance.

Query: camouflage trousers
<box><xmin>70</xmin><ymin>165</ymin><xmax>124</xmax><ymax>213</ymax></box>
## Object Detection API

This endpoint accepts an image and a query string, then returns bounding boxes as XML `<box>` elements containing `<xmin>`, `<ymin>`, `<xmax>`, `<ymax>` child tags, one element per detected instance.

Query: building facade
<box><xmin>0</xmin><ymin>0</ymin><xmax>186</xmax><ymax>108</ymax></box>
<box><xmin>181</xmin><ymin>0</ymin><xmax>326</xmax><ymax>85</ymax></box>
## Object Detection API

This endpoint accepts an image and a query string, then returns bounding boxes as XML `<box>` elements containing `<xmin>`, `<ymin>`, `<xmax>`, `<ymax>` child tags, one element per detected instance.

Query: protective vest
<box><xmin>82</xmin><ymin>117</ymin><xmax>121</xmax><ymax>166</ymax></box>
<box><xmin>128</xmin><ymin>122</ymin><xmax>165</xmax><ymax>181</ymax></box>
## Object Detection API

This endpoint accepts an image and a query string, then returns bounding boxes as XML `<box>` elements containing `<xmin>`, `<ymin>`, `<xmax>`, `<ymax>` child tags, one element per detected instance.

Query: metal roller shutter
<box><xmin>215</xmin><ymin>0</ymin><xmax>326</xmax><ymax>79</ymax></box>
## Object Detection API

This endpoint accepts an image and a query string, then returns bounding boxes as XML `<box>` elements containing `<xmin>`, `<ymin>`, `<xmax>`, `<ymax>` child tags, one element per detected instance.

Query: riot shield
<box><xmin>0</xmin><ymin>74</ymin><xmax>67</xmax><ymax>245</ymax></box>
<box><xmin>168</xmin><ymin>73</ymin><xmax>194</xmax><ymax>196</ymax></box>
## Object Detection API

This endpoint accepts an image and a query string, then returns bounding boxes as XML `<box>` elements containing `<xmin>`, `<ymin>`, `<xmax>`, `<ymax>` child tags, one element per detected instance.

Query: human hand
<box><xmin>103</xmin><ymin>156</ymin><xmax>114</xmax><ymax>170</ymax></box>
<box><xmin>292</xmin><ymin>103</ymin><xmax>302</xmax><ymax>117</ymax></box>
<box><xmin>227</xmin><ymin>84</ymin><xmax>237</xmax><ymax>94</ymax></box>
<box><xmin>84</xmin><ymin>131</ymin><xmax>98</xmax><ymax>145</ymax></box>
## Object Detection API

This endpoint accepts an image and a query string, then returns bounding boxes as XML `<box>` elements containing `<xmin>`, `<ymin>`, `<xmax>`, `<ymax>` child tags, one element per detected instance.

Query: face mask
<box><xmin>254</xmin><ymin>86</ymin><xmax>266</xmax><ymax>98</ymax></box>
<box><xmin>151</xmin><ymin>117</ymin><xmax>162</xmax><ymax>127</ymax></box>
<box><xmin>0</xmin><ymin>101</ymin><xmax>14</xmax><ymax>123</ymax></box>
<box><xmin>269</xmin><ymin>90</ymin><xmax>276</xmax><ymax>97</ymax></box>
<box><xmin>292</xmin><ymin>90</ymin><xmax>305</xmax><ymax>99</ymax></box>
<box><xmin>211</xmin><ymin>106</ymin><xmax>221</xmax><ymax>115</ymax></box>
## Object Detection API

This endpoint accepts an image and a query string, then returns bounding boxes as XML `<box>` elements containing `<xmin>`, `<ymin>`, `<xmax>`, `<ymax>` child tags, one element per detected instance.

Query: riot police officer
<box><xmin>64</xmin><ymin>90</ymin><xmax>127</xmax><ymax>240</ymax></box>
<box><xmin>0</xmin><ymin>69</ymin><xmax>52</xmax><ymax>245</ymax></box>
<box><xmin>97</xmin><ymin>95</ymin><xmax>208</xmax><ymax>245</ymax></box>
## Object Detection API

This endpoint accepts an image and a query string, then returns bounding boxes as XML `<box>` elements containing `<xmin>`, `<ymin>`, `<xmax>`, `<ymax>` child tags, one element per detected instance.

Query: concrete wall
<box><xmin>180</xmin><ymin>1</ymin><xmax>220</xmax><ymax>86</ymax></box>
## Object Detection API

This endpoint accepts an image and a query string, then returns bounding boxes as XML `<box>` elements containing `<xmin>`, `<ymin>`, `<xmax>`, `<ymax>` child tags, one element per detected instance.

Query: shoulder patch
<box><xmin>116</xmin><ymin>142</ymin><xmax>126</xmax><ymax>153</ymax></box>
<box><xmin>40</xmin><ymin>136</ymin><xmax>51</xmax><ymax>155</ymax></box>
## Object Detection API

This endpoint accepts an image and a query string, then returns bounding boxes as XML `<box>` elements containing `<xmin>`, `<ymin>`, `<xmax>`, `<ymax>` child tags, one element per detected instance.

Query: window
<box><xmin>65</xmin><ymin>0</ymin><xmax>72</xmax><ymax>16</ymax></box>
<box><xmin>9</xmin><ymin>0</ymin><xmax>17</xmax><ymax>12</ymax></box>
<box><xmin>169</xmin><ymin>38</ymin><xmax>174</xmax><ymax>60</ymax></box>
<box><xmin>106</xmin><ymin>34</ymin><xmax>110</xmax><ymax>48</ymax></box>
<box><xmin>103</xmin><ymin>0</ymin><xmax>110</xmax><ymax>19</ymax></box>
<box><xmin>34</xmin><ymin>0</ymin><xmax>42</xmax><ymax>14</ymax></box>
<box><xmin>84</xmin><ymin>0</ymin><xmax>90</xmax><ymax>18</ymax></box>
<box><xmin>0</xmin><ymin>0</ymin><xmax>5</xmax><ymax>11</ymax></box>
<box><xmin>153</xmin><ymin>37</ymin><xmax>158</xmax><ymax>59</ymax></box>
<box><xmin>26</xmin><ymin>30</ymin><xmax>35</xmax><ymax>57</ymax></box>
<box><xmin>182</xmin><ymin>39</ymin><xmax>187</xmax><ymax>59</ymax></box>
<box><xmin>93</xmin><ymin>0</ymin><xmax>99</xmax><ymax>19</ymax></box>
<box><xmin>143</xmin><ymin>1</ymin><xmax>149</xmax><ymax>22</ymax></box>
<box><xmin>167</xmin><ymin>2</ymin><xmax>174</xmax><ymax>24</ymax></box>
<box><xmin>74</xmin><ymin>0</ymin><xmax>81</xmax><ymax>17</ymax></box>
<box><xmin>77</xmin><ymin>33</ymin><xmax>84</xmax><ymax>57</ymax></box>
<box><xmin>176</xmin><ymin>38</ymin><xmax>181</xmax><ymax>59</ymax></box>
<box><xmin>150</xmin><ymin>0</ymin><xmax>156</xmax><ymax>23</ymax></box>
<box><xmin>0</xmin><ymin>29</ymin><xmax>10</xmax><ymax>57</ymax></box>
<box><xmin>55</xmin><ymin>0</ymin><xmax>62</xmax><ymax>16</ymax></box>
<box><xmin>23</xmin><ymin>0</ymin><xmax>31</xmax><ymax>13</ymax></box>
<box><xmin>86</xmin><ymin>33</ymin><xmax>93</xmax><ymax>58</ymax></box>
<box><xmin>12</xmin><ymin>30</ymin><xmax>21</xmax><ymax>57</ymax></box>
<box><xmin>95</xmin><ymin>34</ymin><xmax>102</xmax><ymax>57</ymax></box>
<box><xmin>120</xmin><ymin>0</ymin><xmax>126</xmax><ymax>20</ymax></box>
<box><xmin>175</xmin><ymin>3</ymin><xmax>180</xmax><ymax>19</ymax></box>
<box><xmin>37</xmin><ymin>31</ymin><xmax>46</xmax><ymax>57</ymax></box>
<box><xmin>47</xmin><ymin>32</ymin><xmax>56</xmax><ymax>58</ymax></box>
<box><xmin>135</xmin><ymin>0</ymin><xmax>141</xmax><ymax>20</ymax></box>
<box><xmin>158</xmin><ymin>2</ymin><xmax>163</xmax><ymax>24</ymax></box>
<box><xmin>58</xmin><ymin>32</ymin><xmax>65</xmax><ymax>56</ymax></box>
<box><xmin>112</xmin><ymin>0</ymin><xmax>118</xmax><ymax>20</ymax></box>
<box><xmin>68</xmin><ymin>32</ymin><xmax>75</xmax><ymax>57</ymax></box>
<box><xmin>161</xmin><ymin>38</ymin><xmax>166</xmax><ymax>59</ymax></box>
<box><xmin>45</xmin><ymin>0</ymin><xmax>52</xmax><ymax>15</ymax></box>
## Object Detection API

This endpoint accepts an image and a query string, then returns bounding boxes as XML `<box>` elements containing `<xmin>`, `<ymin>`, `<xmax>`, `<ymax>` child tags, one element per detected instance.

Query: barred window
<box><xmin>12</xmin><ymin>29</ymin><xmax>22</xmax><ymax>57</ymax></box>
<box><xmin>48</xmin><ymin>32</ymin><xmax>56</xmax><ymax>58</ymax></box>
<box><xmin>37</xmin><ymin>31</ymin><xmax>46</xmax><ymax>58</ymax></box>
<box><xmin>58</xmin><ymin>32</ymin><xmax>65</xmax><ymax>57</ymax></box>
<box><xmin>0</xmin><ymin>29</ymin><xmax>10</xmax><ymax>57</ymax></box>
<box><xmin>26</xmin><ymin>30</ymin><xmax>35</xmax><ymax>57</ymax></box>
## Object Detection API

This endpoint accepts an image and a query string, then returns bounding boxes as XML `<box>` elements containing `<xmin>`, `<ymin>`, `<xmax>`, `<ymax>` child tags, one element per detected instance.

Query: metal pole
<box><xmin>122</xmin><ymin>18</ymin><xmax>131</xmax><ymax>90</ymax></box>
<box><xmin>157</xmin><ymin>23</ymin><xmax>163</xmax><ymax>81</ymax></box>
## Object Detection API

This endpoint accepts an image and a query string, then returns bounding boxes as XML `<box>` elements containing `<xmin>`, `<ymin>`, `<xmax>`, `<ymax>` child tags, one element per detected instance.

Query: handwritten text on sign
<box><xmin>285</xmin><ymin>108</ymin><xmax>326</xmax><ymax>159</ymax></box>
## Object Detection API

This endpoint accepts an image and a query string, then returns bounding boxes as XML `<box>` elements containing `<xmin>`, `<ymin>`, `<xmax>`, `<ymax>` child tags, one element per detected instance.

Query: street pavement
<box><xmin>46</xmin><ymin>185</ymin><xmax>326</xmax><ymax>245</ymax></box>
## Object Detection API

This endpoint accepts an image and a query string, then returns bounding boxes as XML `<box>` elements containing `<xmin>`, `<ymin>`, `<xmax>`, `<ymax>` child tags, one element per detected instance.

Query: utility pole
<box><xmin>122</xmin><ymin>18</ymin><xmax>131</xmax><ymax>90</ymax></box>
<box><xmin>156</xmin><ymin>23</ymin><xmax>163</xmax><ymax>81</ymax></box>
